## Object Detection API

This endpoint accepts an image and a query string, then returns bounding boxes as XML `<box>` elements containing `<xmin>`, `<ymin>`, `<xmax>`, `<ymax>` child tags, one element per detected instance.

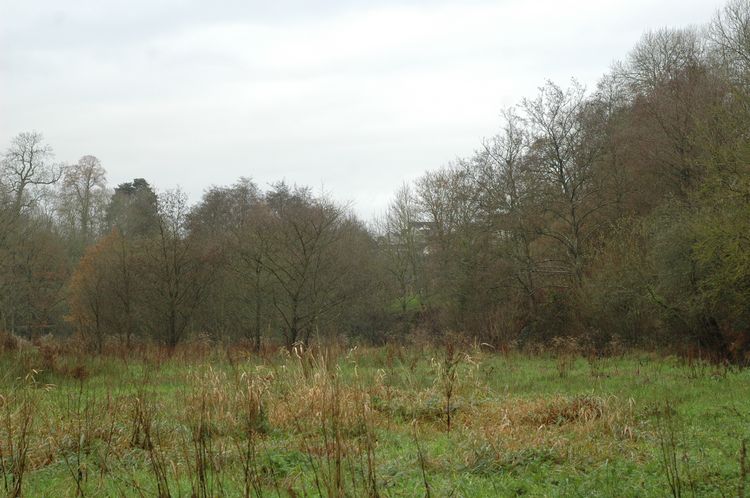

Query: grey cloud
<box><xmin>0</xmin><ymin>0</ymin><xmax>726</xmax><ymax>218</ymax></box>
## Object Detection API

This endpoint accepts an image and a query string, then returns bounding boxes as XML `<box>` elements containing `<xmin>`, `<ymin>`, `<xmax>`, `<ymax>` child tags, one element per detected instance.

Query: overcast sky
<box><xmin>0</xmin><ymin>0</ymin><xmax>725</xmax><ymax>219</ymax></box>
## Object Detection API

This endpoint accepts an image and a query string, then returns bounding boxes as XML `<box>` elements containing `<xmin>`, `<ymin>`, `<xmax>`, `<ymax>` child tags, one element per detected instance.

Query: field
<box><xmin>0</xmin><ymin>339</ymin><xmax>748</xmax><ymax>497</ymax></box>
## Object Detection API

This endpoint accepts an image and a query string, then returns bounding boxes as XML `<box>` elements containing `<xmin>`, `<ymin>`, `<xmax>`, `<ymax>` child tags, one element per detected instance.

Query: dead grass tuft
<box><xmin>523</xmin><ymin>394</ymin><xmax>606</xmax><ymax>426</ymax></box>
<box><xmin>0</xmin><ymin>331</ymin><xmax>19</xmax><ymax>353</ymax></box>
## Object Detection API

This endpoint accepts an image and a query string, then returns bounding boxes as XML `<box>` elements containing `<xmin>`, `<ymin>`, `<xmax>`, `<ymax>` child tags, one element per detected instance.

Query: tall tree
<box><xmin>106</xmin><ymin>178</ymin><xmax>159</xmax><ymax>238</ymax></box>
<box><xmin>261</xmin><ymin>184</ymin><xmax>354</xmax><ymax>347</ymax></box>
<box><xmin>378</xmin><ymin>184</ymin><xmax>425</xmax><ymax>313</ymax></box>
<box><xmin>189</xmin><ymin>178</ymin><xmax>271</xmax><ymax>348</ymax></box>
<box><xmin>58</xmin><ymin>155</ymin><xmax>108</xmax><ymax>250</ymax></box>
<box><xmin>143</xmin><ymin>189</ymin><xmax>214</xmax><ymax>347</ymax></box>
<box><xmin>1</xmin><ymin>132</ymin><xmax>61</xmax><ymax>216</ymax></box>
<box><xmin>522</xmin><ymin>80</ymin><xmax>607</xmax><ymax>286</ymax></box>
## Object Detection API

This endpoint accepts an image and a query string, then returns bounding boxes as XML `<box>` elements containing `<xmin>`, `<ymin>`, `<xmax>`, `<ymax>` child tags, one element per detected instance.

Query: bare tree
<box><xmin>617</xmin><ymin>29</ymin><xmax>721</xmax><ymax>198</ymax></box>
<box><xmin>144</xmin><ymin>189</ymin><xmax>214</xmax><ymax>347</ymax></box>
<box><xmin>1</xmin><ymin>132</ymin><xmax>62</xmax><ymax>216</ymax></box>
<box><xmin>415</xmin><ymin>162</ymin><xmax>489</xmax><ymax>328</ymax></box>
<box><xmin>261</xmin><ymin>185</ymin><xmax>351</xmax><ymax>347</ymax></box>
<box><xmin>621</xmin><ymin>28</ymin><xmax>705</xmax><ymax>94</ymax></box>
<box><xmin>522</xmin><ymin>80</ymin><xmax>606</xmax><ymax>286</ymax></box>
<box><xmin>710</xmin><ymin>0</ymin><xmax>750</xmax><ymax>83</ymax></box>
<box><xmin>378</xmin><ymin>184</ymin><xmax>425</xmax><ymax>312</ymax></box>
<box><xmin>189</xmin><ymin>178</ymin><xmax>271</xmax><ymax>349</ymax></box>
<box><xmin>58</xmin><ymin>155</ymin><xmax>108</xmax><ymax>247</ymax></box>
<box><xmin>479</xmin><ymin>108</ymin><xmax>539</xmax><ymax>309</ymax></box>
<box><xmin>234</xmin><ymin>201</ymin><xmax>273</xmax><ymax>351</ymax></box>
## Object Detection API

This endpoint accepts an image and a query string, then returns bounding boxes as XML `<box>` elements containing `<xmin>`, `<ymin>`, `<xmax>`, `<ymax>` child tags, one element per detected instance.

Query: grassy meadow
<box><xmin>0</xmin><ymin>337</ymin><xmax>748</xmax><ymax>497</ymax></box>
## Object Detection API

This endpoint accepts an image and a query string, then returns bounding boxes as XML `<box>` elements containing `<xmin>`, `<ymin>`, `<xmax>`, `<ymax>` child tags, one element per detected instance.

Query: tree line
<box><xmin>3</xmin><ymin>0</ymin><xmax>750</xmax><ymax>359</ymax></box>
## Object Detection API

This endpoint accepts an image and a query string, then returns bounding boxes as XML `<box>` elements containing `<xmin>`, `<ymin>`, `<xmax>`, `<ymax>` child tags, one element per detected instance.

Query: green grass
<box><xmin>0</xmin><ymin>342</ymin><xmax>748</xmax><ymax>497</ymax></box>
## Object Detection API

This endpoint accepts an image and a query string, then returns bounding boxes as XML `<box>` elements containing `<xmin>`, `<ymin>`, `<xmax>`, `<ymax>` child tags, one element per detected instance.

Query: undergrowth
<box><xmin>0</xmin><ymin>338</ymin><xmax>747</xmax><ymax>496</ymax></box>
